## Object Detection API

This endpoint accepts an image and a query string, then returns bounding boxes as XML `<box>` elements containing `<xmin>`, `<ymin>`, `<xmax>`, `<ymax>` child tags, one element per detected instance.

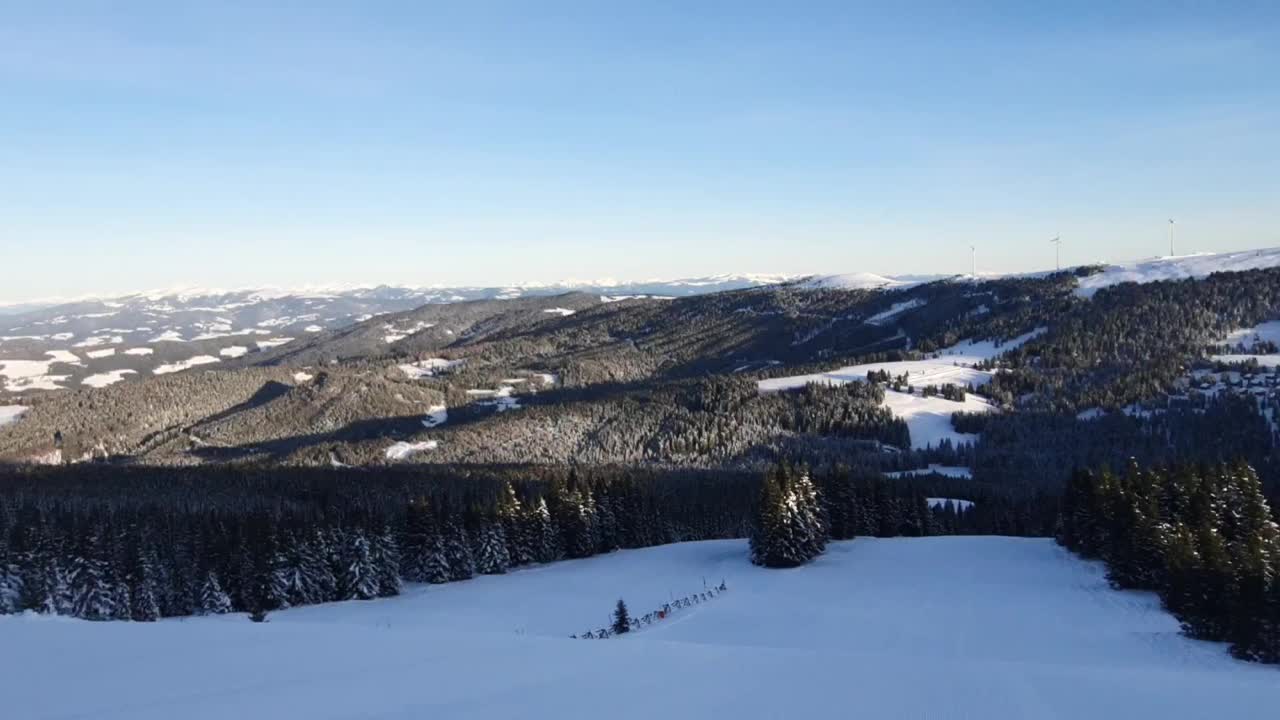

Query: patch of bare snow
<box><xmin>0</xmin><ymin>405</ymin><xmax>28</xmax><ymax>426</ymax></box>
<box><xmin>153</xmin><ymin>356</ymin><xmax>220</xmax><ymax>375</ymax></box>
<box><xmin>81</xmin><ymin>369</ymin><xmax>137</xmax><ymax>388</ymax></box>
<box><xmin>398</xmin><ymin>359</ymin><xmax>463</xmax><ymax>379</ymax></box>
<box><xmin>385</xmin><ymin>440</ymin><xmax>439</xmax><ymax>460</ymax></box>
<box><xmin>257</xmin><ymin>338</ymin><xmax>294</xmax><ymax>349</ymax></box>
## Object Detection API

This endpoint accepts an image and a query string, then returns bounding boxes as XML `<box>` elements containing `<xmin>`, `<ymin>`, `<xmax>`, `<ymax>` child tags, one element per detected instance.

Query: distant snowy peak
<box><xmin>1</xmin><ymin>274</ymin><xmax>798</xmax><ymax>310</ymax></box>
<box><xmin>1075</xmin><ymin>247</ymin><xmax>1280</xmax><ymax>298</ymax></box>
<box><xmin>801</xmin><ymin>272</ymin><xmax>921</xmax><ymax>291</ymax></box>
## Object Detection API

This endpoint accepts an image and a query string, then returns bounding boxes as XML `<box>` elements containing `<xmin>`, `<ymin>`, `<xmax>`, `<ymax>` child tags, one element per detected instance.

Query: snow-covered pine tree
<box><xmin>749</xmin><ymin>471</ymin><xmax>784</xmax><ymax>566</ymax></box>
<box><xmin>472</xmin><ymin>517</ymin><xmax>510</xmax><ymax>575</ymax></box>
<box><xmin>424</xmin><ymin>527</ymin><xmax>451</xmax><ymax>584</ymax></box>
<box><xmin>401</xmin><ymin>500</ymin><xmax>434</xmax><ymax>583</ymax></box>
<box><xmin>528</xmin><ymin>497</ymin><xmax>561</xmax><ymax>564</ymax></box>
<box><xmin>338</xmin><ymin>531</ymin><xmax>379</xmax><ymax>600</ymax></box>
<box><xmin>301</xmin><ymin>530</ymin><xmax>336</xmax><ymax>604</ymax></box>
<box><xmin>554</xmin><ymin>479</ymin><xmax>598</xmax><ymax>559</ymax></box>
<box><xmin>371</xmin><ymin>526</ymin><xmax>401</xmax><ymax>597</ymax></box>
<box><xmin>443</xmin><ymin>518</ymin><xmax>474</xmax><ymax>581</ymax></box>
<box><xmin>71</xmin><ymin>531</ymin><xmax>119</xmax><ymax>621</ymax></box>
<box><xmin>199</xmin><ymin>571</ymin><xmax>232</xmax><ymax>615</ymax></box>
<box><xmin>46</xmin><ymin>555</ymin><xmax>74</xmax><ymax>615</ymax></box>
<box><xmin>0</xmin><ymin>559</ymin><xmax>22</xmax><ymax>614</ymax></box>
<box><xmin>497</xmin><ymin>483</ymin><xmax>532</xmax><ymax>567</ymax></box>
<box><xmin>750</xmin><ymin>465</ymin><xmax>826</xmax><ymax>568</ymax></box>
<box><xmin>269</xmin><ymin>542</ymin><xmax>297</xmax><ymax>610</ymax></box>
<box><xmin>127</xmin><ymin>542</ymin><xmax>161</xmax><ymax>622</ymax></box>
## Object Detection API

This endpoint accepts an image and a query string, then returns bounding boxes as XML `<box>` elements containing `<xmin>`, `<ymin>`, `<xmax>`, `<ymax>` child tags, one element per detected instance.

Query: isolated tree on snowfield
<box><xmin>612</xmin><ymin>598</ymin><xmax>631</xmax><ymax>635</ymax></box>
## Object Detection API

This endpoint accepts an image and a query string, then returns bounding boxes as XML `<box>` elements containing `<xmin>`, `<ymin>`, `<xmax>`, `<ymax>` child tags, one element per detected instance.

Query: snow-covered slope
<box><xmin>1076</xmin><ymin>247</ymin><xmax>1280</xmax><ymax>298</ymax></box>
<box><xmin>802</xmin><ymin>271</ymin><xmax>924</xmax><ymax>290</ymax></box>
<box><xmin>0</xmin><ymin>277</ymin><xmax>791</xmax><ymax>397</ymax></box>
<box><xmin>757</xmin><ymin>330</ymin><xmax>1044</xmax><ymax>449</ymax></box>
<box><xmin>4</xmin><ymin>537</ymin><xmax>1274</xmax><ymax>719</ymax></box>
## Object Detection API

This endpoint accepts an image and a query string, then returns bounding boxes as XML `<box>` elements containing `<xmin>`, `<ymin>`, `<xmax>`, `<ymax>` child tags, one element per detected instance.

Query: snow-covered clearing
<box><xmin>153</xmin><ymin>356</ymin><xmax>220</xmax><ymax>375</ymax></box>
<box><xmin>542</xmin><ymin>307</ymin><xmax>576</xmax><ymax>317</ymax></box>
<box><xmin>1076</xmin><ymin>247</ymin><xmax>1280</xmax><ymax>298</ymax></box>
<box><xmin>1219</xmin><ymin>320</ymin><xmax>1280</xmax><ymax>348</ymax></box>
<box><xmin>885</xmin><ymin>464</ymin><xmax>972</xmax><ymax>479</ymax></box>
<box><xmin>148</xmin><ymin>330</ymin><xmax>185</xmax><ymax>342</ymax></box>
<box><xmin>758</xmin><ymin>328</ymin><xmax>1044</xmax><ymax>394</ymax></box>
<box><xmin>757</xmin><ymin>331</ymin><xmax>1044</xmax><ymax>448</ymax></box>
<box><xmin>72</xmin><ymin>334</ymin><xmax>123</xmax><ymax>348</ymax></box>
<box><xmin>4</xmin><ymin>537</ymin><xmax>1275</xmax><ymax>719</ymax></box>
<box><xmin>398</xmin><ymin>358</ymin><xmax>463</xmax><ymax>379</ymax></box>
<box><xmin>124</xmin><ymin>347</ymin><xmax>154</xmax><ymax>356</ymax></box>
<box><xmin>86</xmin><ymin>348</ymin><xmax>116</xmax><ymax>359</ymax></box>
<box><xmin>882</xmin><ymin>390</ymin><xmax>992</xmax><ymax>449</ymax></box>
<box><xmin>1213</xmin><ymin>354</ymin><xmax>1280</xmax><ymax>368</ymax></box>
<box><xmin>257</xmin><ymin>337</ymin><xmax>293</xmax><ymax>349</ymax></box>
<box><xmin>383</xmin><ymin>321</ymin><xmax>435</xmax><ymax>344</ymax></box>
<box><xmin>0</xmin><ymin>404</ymin><xmax>27</xmax><ymax>426</ymax></box>
<box><xmin>219</xmin><ymin>346</ymin><xmax>249</xmax><ymax>358</ymax></box>
<box><xmin>864</xmin><ymin>298</ymin><xmax>925</xmax><ymax>325</ymax></box>
<box><xmin>1209</xmin><ymin>320</ymin><xmax>1280</xmax><ymax>366</ymax></box>
<box><xmin>384</xmin><ymin>439</ymin><xmax>438</xmax><ymax>460</ymax></box>
<box><xmin>81</xmin><ymin>369</ymin><xmax>137</xmax><ymax>388</ymax></box>
<box><xmin>0</xmin><ymin>351</ymin><xmax>85</xmax><ymax>391</ymax></box>
<box><xmin>44</xmin><ymin>350</ymin><xmax>82</xmax><ymax>365</ymax></box>
<box><xmin>422</xmin><ymin>404</ymin><xmax>448</xmax><ymax>427</ymax></box>
<box><xmin>468</xmin><ymin>386</ymin><xmax>520</xmax><ymax>411</ymax></box>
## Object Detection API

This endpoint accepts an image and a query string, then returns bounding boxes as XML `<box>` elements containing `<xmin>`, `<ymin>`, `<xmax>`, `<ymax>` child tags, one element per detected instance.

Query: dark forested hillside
<box><xmin>3</xmin><ymin>263</ymin><xmax>1280</xmax><ymax>497</ymax></box>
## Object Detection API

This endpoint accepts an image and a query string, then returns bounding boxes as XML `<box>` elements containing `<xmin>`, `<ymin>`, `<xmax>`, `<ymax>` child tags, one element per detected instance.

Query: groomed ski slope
<box><xmin>3</xmin><ymin>537</ymin><xmax>1276</xmax><ymax>719</ymax></box>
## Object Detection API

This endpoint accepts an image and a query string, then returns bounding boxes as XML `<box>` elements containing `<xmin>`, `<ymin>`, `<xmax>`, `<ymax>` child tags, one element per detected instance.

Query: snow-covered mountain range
<box><xmin>4</xmin><ymin>248</ymin><xmax>1279</xmax><ymax>397</ymax></box>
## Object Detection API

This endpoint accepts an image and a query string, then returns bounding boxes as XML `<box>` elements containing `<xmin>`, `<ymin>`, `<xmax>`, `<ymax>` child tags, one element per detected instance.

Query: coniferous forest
<box><xmin>0</xmin><ymin>463</ymin><xmax>1047</xmax><ymax>621</ymax></box>
<box><xmin>1058</xmin><ymin>461</ymin><xmax>1280</xmax><ymax>663</ymax></box>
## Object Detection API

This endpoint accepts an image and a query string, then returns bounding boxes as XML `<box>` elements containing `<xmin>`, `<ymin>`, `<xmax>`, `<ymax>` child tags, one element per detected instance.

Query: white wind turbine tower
<box><xmin>1050</xmin><ymin>235</ymin><xmax>1062</xmax><ymax>271</ymax></box>
<box><xmin>969</xmin><ymin>245</ymin><xmax>976</xmax><ymax>277</ymax></box>
<box><xmin>1168</xmin><ymin>219</ymin><xmax>1176</xmax><ymax>257</ymax></box>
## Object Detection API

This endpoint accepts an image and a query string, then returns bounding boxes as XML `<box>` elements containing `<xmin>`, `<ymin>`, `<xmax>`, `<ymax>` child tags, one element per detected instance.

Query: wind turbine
<box><xmin>1168</xmin><ymin>219</ymin><xmax>1176</xmax><ymax>257</ymax></box>
<box><xmin>1050</xmin><ymin>235</ymin><xmax>1062</xmax><ymax>271</ymax></box>
<box><xmin>969</xmin><ymin>245</ymin><xmax>976</xmax><ymax>277</ymax></box>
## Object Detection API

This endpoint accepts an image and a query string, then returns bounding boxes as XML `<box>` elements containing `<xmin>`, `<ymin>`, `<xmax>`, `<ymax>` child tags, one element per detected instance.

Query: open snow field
<box><xmin>1210</xmin><ymin>320</ymin><xmax>1280</xmax><ymax>366</ymax></box>
<box><xmin>1076</xmin><ymin>248</ymin><xmax>1280</xmax><ymax>298</ymax></box>
<box><xmin>758</xmin><ymin>331</ymin><xmax>1044</xmax><ymax>449</ymax></box>
<box><xmin>3</xmin><ymin>536</ymin><xmax>1275</xmax><ymax>719</ymax></box>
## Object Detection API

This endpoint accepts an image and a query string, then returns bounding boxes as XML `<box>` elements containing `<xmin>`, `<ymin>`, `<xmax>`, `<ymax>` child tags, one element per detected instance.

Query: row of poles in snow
<box><xmin>572</xmin><ymin>581</ymin><xmax>729</xmax><ymax>640</ymax></box>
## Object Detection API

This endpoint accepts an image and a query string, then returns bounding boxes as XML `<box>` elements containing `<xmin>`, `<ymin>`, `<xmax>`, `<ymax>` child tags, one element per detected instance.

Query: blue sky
<box><xmin>2</xmin><ymin>1</ymin><xmax>1278</xmax><ymax>301</ymax></box>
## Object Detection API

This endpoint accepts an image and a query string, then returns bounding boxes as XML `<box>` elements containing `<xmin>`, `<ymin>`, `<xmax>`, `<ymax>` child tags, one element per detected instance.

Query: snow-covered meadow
<box><xmin>3</xmin><ymin>536</ymin><xmax>1274</xmax><ymax>719</ymax></box>
<box><xmin>758</xmin><ymin>330</ymin><xmax>1043</xmax><ymax>449</ymax></box>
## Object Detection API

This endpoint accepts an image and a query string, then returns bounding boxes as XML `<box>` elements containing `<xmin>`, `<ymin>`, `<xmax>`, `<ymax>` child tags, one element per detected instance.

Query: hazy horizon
<box><xmin>4</xmin><ymin>2</ymin><xmax>1277</xmax><ymax>303</ymax></box>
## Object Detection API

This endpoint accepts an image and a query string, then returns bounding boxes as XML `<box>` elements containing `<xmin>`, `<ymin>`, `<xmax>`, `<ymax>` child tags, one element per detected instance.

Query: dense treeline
<box><xmin>962</xmin><ymin>393</ymin><xmax>1280</xmax><ymax>499</ymax></box>
<box><xmin>0</xmin><ymin>462</ymin><xmax>1051</xmax><ymax>620</ymax></box>
<box><xmin>749</xmin><ymin>463</ymin><xmax>1054</xmax><ymax>568</ymax></box>
<box><xmin>1059</xmin><ymin>461</ymin><xmax>1280</xmax><ymax>663</ymax></box>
